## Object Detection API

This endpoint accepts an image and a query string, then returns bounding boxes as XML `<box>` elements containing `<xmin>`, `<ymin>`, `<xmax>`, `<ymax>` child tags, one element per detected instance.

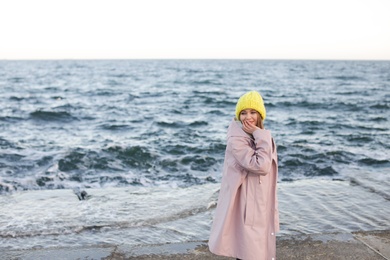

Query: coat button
<box><xmin>271</xmin><ymin>232</ymin><xmax>274</xmax><ymax>235</ymax></box>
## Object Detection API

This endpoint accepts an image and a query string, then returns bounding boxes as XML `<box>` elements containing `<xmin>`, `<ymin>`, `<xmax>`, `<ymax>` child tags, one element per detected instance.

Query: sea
<box><xmin>0</xmin><ymin>60</ymin><xmax>389</xmax><ymax>250</ymax></box>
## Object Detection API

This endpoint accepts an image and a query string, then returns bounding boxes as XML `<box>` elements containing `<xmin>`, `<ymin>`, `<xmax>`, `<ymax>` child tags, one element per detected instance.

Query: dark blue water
<box><xmin>0</xmin><ymin>60</ymin><xmax>389</xmax><ymax>192</ymax></box>
<box><xmin>0</xmin><ymin>60</ymin><xmax>389</xmax><ymax>250</ymax></box>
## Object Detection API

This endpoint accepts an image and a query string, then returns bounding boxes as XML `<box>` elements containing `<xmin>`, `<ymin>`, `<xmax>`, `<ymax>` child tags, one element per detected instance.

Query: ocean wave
<box><xmin>192</xmin><ymin>90</ymin><xmax>225</xmax><ymax>95</ymax></box>
<box><xmin>104</xmin><ymin>145</ymin><xmax>157</xmax><ymax>169</ymax></box>
<box><xmin>0</xmin><ymin>116</ymin><xmax>24</xmax><ymax>123</ymax></box>
<box><xmin>370</xmin><ymin>103</ymin><xmax>389</xmax><ymax>109</ymax></box>
<box><xmin>99</xmin><ymin>123</ymin><xmax>134</xmax><ymax>131</ymax></box>
<box><xmin>156</xmin><ymin>121</ymin><xmax>184</xmax><ymax>128</ymax></box>
<box><xmin>108</xmin><ymin>73</ymin><xmax>132</xmax><ymax>78</ymax></box>
<box><xmin>333</xmin><ymin>76</ymin><xmax>367</xmax><ymax>81</ymax></box>
<box><xmin>189</xmin><ymin>120</ymin><xmax>208</xmax><ymax>127</ymax></box>
<box><xmin>9</xmin><ymin>96</ymin><xmax>25</xmax><ymax>101</ymax></box>
<box><xmin>180</xmin><ymin>155</ymin><xmax>218</xmax><ymax>171</ymax></box>
<box><xmin>368</xmin><ymin>116</ymin><xmax>387</xmax><ymax>122</ymax></box>
<box><xmin>0</xmin><ymin>140</ymin><xmax>224</xmax><ymax>193</ymax></box>
<box><xmin>190</xmin><ymin>79</ymin><xmax>223</xmax><ymax>86</ymax></box>
<box><xmin>0</xmin><ymin>184</ymin><xmax>218</xmax><ymax>246</ymax></box>
<box><xmin>278</xmin><ymin>148</ymin><xmax>358</xmax><ymax>178</ymax></box>
<box><xmin>273</xmin><ymin>100</ymin><xmax>365</xmax><ymax>112</ymax></box>
<box><xmin>0</xmin><ymin>138</ymin><xmax>12</xmax><ymax>149</ymax></box>
<box><xmin>345</xmin><ymin>134</ymin><xmax>375</xmax><ymax>143</ymax></box>
<box><xmin>280</xmin><ymin>162</ymin><xmax>338</xmax><ymax>178</ymax></box>
<box><xmin>358</xmin><ymin>157</ymin><xmax>390</xmax><ymax>167</ymax></box>
<box><xmin>29</xmin><ymin>110</ymin><xmax>76</xmax><ymax>122</ymax></box>
<box><xmin>8</xmin><ymin>77</ymin><xmax>24</xmax><ymax>83</ymax></box>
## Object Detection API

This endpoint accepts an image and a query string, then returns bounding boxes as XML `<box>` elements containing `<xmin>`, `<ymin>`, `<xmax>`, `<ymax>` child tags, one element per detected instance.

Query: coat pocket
<box><xmin>244</xmin><ymin>174</ymin><xmax>266</xmax><ymax>227</ymax></box>
<box><xmin>244</xmin><ymin>174</ymin><xmax>257</xmax><ymax>226</ymax></box>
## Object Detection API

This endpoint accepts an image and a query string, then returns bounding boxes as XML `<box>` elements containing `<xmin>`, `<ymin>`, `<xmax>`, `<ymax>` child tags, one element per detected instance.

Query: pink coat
<box><xmin>209</xmin><ymin>119</ymin><xmax>279</xmax><ymax>260</ymax></box>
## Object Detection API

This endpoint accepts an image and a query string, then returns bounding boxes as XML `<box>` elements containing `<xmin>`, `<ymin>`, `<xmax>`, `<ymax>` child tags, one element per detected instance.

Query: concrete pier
<box><xmin>2</xmin><ymin>230</ymin><xmax>389</xmax><ymax>260</ymax></box>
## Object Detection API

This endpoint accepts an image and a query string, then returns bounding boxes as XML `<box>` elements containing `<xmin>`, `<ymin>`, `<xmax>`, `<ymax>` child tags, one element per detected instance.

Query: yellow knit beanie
<box><xmin>235</xmin><ymin>90</ymin><xmax>266</xmax><ymax>121</ymax></box>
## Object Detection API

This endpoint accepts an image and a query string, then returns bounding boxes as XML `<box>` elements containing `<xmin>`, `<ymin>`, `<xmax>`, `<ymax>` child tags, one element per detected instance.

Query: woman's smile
<box><xmin>239</xmin><ymin>109</ymin><xmax>259</xmax><ymax>124</ymax></box>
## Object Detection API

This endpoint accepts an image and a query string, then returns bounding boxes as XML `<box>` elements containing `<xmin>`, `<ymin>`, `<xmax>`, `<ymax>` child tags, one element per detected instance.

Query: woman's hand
<box><xmin>242</xmin><ymin>120</ymin><xmax>261</xmax><ymax>134</ymax></box>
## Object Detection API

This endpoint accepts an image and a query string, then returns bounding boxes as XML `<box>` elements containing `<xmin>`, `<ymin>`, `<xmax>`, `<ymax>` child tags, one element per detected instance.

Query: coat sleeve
<box><xmin>228</xmin><ymin>129</ymin><xmax>273</xmax><ymax>175</ymax></box>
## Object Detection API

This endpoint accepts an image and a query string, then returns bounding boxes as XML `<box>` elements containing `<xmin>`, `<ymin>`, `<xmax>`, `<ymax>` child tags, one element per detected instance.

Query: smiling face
<box><xmin>239</xmin><ymin>109</ymin><xmax>262</xmax><ymax>128</ymax></box>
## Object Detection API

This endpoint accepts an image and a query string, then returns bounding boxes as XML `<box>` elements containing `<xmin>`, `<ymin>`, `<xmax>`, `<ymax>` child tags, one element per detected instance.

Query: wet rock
<box><xmin>73</xmin><ymin>188</ymin><xmax>90</xmax><ymax>200</ymax></box>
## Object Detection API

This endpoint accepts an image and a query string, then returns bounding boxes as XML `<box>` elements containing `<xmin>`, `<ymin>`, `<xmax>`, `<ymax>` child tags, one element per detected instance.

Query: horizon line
<box><xmin>1</xmin><ymin>57</ymin><xmax>390</xmax><ymax>62</ymax></box>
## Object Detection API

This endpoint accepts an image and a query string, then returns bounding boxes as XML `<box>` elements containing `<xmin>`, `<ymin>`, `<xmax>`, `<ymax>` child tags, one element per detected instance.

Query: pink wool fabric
<box><xmin>208</xmin><ymin>119</ymin><xmax>279</xmax><ymax>260</ymax></box>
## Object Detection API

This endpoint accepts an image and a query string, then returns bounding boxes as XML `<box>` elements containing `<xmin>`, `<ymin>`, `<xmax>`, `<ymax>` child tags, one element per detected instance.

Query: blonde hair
<box><xmin>256</xmin><ymin>112</ymin><xmax>264</xmax><ymax>128</ymax></box>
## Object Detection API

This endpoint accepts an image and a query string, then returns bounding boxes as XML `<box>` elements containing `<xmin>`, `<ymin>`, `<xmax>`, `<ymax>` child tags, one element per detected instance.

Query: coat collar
<box><xmin>227</xmin><ymin>119</ymin><xmax>253</xmax><ymax>139</ymax></box>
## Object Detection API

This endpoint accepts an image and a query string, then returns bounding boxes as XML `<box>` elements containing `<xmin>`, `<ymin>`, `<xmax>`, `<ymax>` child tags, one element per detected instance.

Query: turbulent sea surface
<box><xmin>0</xmin><ymin>60</ymin><xmax>389</xmax><ymax>250</ymax></box>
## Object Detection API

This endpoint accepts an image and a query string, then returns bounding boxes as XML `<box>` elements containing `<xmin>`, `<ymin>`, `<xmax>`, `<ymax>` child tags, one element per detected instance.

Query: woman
<box><xmin>208</xmin><ymin>90</ymin><xmax>279</xmax><ymax>260</ymax></box>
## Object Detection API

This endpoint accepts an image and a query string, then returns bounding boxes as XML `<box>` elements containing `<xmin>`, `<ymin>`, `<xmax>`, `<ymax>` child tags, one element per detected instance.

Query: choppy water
<box><xmin>0</xmin><ymin>60</ymin><xmax>389</xmax><ymax>250</ymax></box>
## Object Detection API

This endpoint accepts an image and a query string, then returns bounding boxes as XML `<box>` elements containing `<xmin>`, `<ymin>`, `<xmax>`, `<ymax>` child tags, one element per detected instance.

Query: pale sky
<box><xmin>1</xmin><ymin>0</ymin><xmax>390</xmax><ymax>60</ymax></box>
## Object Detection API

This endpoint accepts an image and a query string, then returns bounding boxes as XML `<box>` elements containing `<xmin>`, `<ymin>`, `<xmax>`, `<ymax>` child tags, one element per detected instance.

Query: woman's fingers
<box><xmin>242</xmin><ymin>120</ymin><xmax>258</xmax><ymax>134</ymax></box>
